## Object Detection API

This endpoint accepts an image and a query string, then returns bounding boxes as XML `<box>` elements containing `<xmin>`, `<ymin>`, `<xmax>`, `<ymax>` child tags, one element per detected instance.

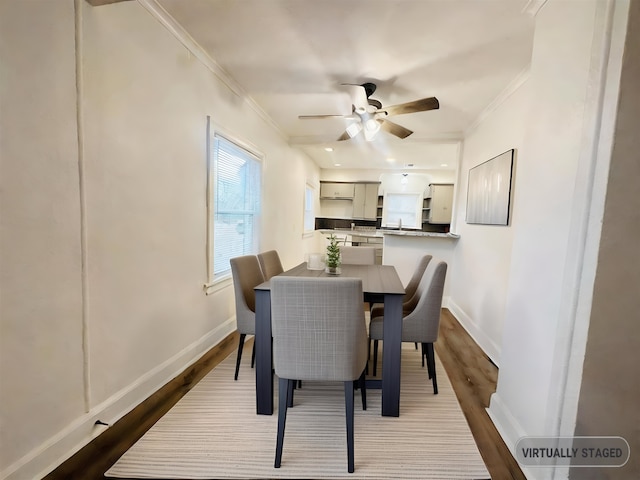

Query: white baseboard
<box><xmin>2</xmin><ymin>317</ymin><xmax>236</xmax><ymax>480</ymax></box>
<box><xmin>445</xmin><ymin>299</ymin><xmax>502</xmax><ymax>366</ymax></box>
<box><xmin>487</xmin><ymin>392</ymin><xmax>551</xmax><ymax>480</ymax></box>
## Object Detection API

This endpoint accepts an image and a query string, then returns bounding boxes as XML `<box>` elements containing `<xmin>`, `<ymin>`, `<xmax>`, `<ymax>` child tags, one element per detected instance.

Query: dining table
<box><xmin>254</xmin><ymin>261</ymin><xmax>406</xmax><ymax>417</ymax></box>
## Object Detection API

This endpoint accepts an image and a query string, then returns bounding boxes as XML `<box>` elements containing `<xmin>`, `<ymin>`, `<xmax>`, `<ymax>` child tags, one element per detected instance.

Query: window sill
<box><xmin>203</xmin><ymin>275</ymin><xmax>232</xmax><ymax>296</ymax></box>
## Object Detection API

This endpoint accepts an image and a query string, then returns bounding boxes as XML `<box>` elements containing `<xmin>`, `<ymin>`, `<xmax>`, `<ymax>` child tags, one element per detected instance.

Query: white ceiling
<box><xmin>155</xmin><ymin>0</ymin><xmax>535</xmax><ymax>170</ymax></box>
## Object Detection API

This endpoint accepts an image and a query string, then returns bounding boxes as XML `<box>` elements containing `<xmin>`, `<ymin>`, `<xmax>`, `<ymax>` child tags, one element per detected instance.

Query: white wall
<box><xmin>448</xmin><ymin>78</ymin><xmax>530</xmax><ymax>365</ymax></box>
<box><xmin>0</xmin><ymin>1</ymin><xmax>319</xmax><ymax>478</ymax></box>
<box><xmin>0</xmin><ymin>0</ymin><xmax>86</xmax><ymax>474</ymax></box>
<box><xmin>476</xmin><ymin>2</ymin><xmax>626</xmax><ymax>480</ymax></box>
<box><xmin>383</xmin><ymin>235</ymin><xmax>457</xmax><ymax>299</ymax></box>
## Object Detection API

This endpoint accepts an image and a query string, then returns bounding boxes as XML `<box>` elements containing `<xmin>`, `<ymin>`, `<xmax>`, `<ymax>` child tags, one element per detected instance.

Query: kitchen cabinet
<box><xmin>352</xmin><ymin>183</ymin><xmax>379</xmax><ymax>219</ymax></box>
<box><xmin>427</xmin><ymin>183</ymin><xmax>454</xmax><ymax>224</ymax></box>
<box><xmin>319</xmin><ymin>182</ymin><xmax>355</xmax><ymax>199</ymax></box>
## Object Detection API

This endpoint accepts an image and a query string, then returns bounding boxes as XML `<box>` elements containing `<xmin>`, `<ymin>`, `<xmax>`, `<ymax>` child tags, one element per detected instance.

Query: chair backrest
<box><xmin>257</xmin><ymin>250</ymin><xmax>284</xmax><ymax>280</ymax></box>
<box><xmin>401</xmin><ymin>259</ymin><xmax>447</xmax><ymax>343</ymax></box>
<box><xmin>339</xmin><ymin>246</ymin><xmax>376</xmax><ymax>265</ymax></box>
<box><xmin>271</xmin><ymin>277</ymin><xmax>368</xmax><ymax>382</ymax></box>
<box><xmin>230</xmin><ymin>255</ymin><xmax>265</xmax><ymax>335</ymax></box>
<box><xmin>403</xmin><ymin>254</ymin><xmax>433</xmax><ymax>309</ymax></box>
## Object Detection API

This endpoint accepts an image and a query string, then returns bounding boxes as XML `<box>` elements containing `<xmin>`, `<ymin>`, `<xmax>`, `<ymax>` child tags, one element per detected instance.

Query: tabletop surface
<box><xmin>255</xmin><ymin>262</ymin><xmax>405</xmax><ymax>295</ymax></box>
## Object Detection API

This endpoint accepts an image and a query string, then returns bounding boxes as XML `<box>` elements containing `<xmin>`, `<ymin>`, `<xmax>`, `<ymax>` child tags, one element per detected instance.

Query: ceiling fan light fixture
<box><xmin>363</xmin><ymin>118</ymin><xmax>380</xmax><ymax>141</ymax></box>
<box><xmin>346</xmin><ymin>123</ymin><xmax>362</xmax><ymax>138</ymax></box>
<box><xmin>364</xmin><ymin>118</ymin><xmax>379</xmax><ymax>132</ymax></box>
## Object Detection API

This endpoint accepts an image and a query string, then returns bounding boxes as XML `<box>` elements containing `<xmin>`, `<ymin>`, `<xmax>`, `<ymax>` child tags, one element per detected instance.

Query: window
<box><xmin>209</xmin><ymin>131</ymin><xmax>262</xmax><ymax>282</ymax></box>
<box><xmin>382</xmin><ymin>192</ymin><xmax>422</xmax><ymax>229</ymax></box>
<box><xmin>303</xmin><ymin>183</ymin><xmax>315</xmax><ymax>235</ymax></box>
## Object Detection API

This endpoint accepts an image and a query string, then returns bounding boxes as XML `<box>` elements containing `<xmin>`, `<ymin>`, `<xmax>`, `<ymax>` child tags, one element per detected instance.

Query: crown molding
<box><xmin>522</xmin><ymin>0</ymin><xmax>548</xmax><ymax>17</ymax></box>
<box><xmin>464</xmin><ymin>67</ymin><xmax>530</xmax><ymax>137</ymax></box>
<box><xmin>289</xmin><ymin>131</ymin><xmax>463</xmax><ymax>146</ymax></box>
<box><xmin>86</xmin><ymin>0</ymin><xmax>133</xmax><ymax>5</ymax></box>
<box><xmin>136</xmin><ymin>0</ymin><xmax>287</xmax><ymax>140</ymax></box>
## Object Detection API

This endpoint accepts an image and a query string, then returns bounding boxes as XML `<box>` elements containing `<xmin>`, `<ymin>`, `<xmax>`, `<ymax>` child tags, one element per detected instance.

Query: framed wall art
<box><xmin>466</xmin><ymin>149</ymin><xmax>514</xmax><ymax>226</ymax></box>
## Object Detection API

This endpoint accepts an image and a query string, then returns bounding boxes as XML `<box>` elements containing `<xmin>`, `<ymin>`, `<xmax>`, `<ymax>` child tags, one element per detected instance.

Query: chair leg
<box><xmin>234</xmin><ymin>334</ymin><xmax>246</xmax><ymax>381</ymax></box>
<box><xmin>415</xmin><ymin>342</ymin><xmax>418</xmax><ymax>350</ymax></box>
<box><xmin>426</xmin><ymin>343</ymin><xmax>438</xmax><ymax>394</ymax></box>
<box><xmin>373</xmin><ymin>339</ymin><xmax>379</xmax><ymax>377</ymax></box>
<box><xmin>422</xmin><ymin>342</ymin><xmax>429</xmax><ymax>373</ymax></box>
<box><xmin>359</xmin><ymin>370</ymin><xmax>367</xmax><ymax>411</ymax></box>
<box><xmin>344</xmin><ymin>380</ymin><xmax>355</xmax><ymax>473</ymax></box>
<box><xmin>287</xmin><ymin>379</ymin><xmax>295</xmax><ymax>408</ymax></box>
<box><xmin>250</xmin><ymin>341</ymin><xmax>256</xmax><ymax>369</ymax></box>
<box><xmin>365</xmin><ymin>339</ymin><xmax>370</xmax><ymax>375</ymax></box>
<box><xmin>275</xmin><ymin>378</ymin><xmax>293</xmax><ymax>468</ymax></box>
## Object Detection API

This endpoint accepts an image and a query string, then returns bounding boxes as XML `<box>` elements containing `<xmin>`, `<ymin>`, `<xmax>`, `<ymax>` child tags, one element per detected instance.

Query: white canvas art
<box><xmin>466</xmin><ymin>149</ymin><xmax>514</xmax><ymax>225</ymax></box>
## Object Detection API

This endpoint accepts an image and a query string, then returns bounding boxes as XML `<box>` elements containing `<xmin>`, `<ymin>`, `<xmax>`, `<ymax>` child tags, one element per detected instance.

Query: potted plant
<box><xmin>325</xmin><ymin>234</ymin><xmax>342</xmax><ymax>275</ymax></box>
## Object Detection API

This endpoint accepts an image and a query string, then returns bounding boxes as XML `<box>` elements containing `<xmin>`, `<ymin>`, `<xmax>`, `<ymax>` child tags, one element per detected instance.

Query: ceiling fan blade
<box><xmin>380</xmin><ymin>119</ymin><xmax>413</xmax><ymax>139</ymax></box>
<box><xmin>380</xmin><ymin>97</ymin><xmax>439</xmax><ymax>116</ymax></box>
<box><xmin>337</xmin><ymin>131</ymin><xmax>352</xmax><ymax>141</ymax></box>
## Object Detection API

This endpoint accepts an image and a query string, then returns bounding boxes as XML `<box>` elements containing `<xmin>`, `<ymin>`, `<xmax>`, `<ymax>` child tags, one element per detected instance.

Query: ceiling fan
<box><xmin>298</xmin><ymin>82</ymin><xmax>439</xmax><ymax>142</ymax></box>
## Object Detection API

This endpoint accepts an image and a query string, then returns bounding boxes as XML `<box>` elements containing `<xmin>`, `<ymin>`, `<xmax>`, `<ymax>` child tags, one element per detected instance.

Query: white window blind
<box><xmin>212</xmin><ymin>134</ymin><xmax>262</xmax><ymax>278</ymax></box>
<box><xmin>382</xmin><ymin>192</ymin><xmax>422</xmax><ymax>229</ymax></box>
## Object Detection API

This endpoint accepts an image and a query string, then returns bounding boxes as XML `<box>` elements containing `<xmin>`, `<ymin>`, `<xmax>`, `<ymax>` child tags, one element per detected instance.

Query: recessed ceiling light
<box><xmin>334</xmin><ymin>163</ymin><xmax>341</xmax><ymax>167</ymax></box>
<box><xmin>324</xmin><ymin>147</ymin><xmax>333</xmax><ymax>152</ymax></box>
<box><xmin>386</xmin><ymin>158</ymin><xmax>396</xmax><ymax>163</ymax></box>
<box><xmin>440</xmin><ymin>163</ymin><xmax>448</xmax><ymax>167</ymax></box>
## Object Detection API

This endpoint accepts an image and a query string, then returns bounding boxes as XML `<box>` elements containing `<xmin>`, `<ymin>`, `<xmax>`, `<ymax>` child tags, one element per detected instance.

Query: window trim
<box><xmin>203</xmin><ymin>117</ymin><xmax>264</xmax><ymax>294</ymax></box>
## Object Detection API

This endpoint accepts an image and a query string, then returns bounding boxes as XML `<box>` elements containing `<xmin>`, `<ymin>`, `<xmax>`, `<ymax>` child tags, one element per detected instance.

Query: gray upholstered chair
<box><xmin>369</xmin><ymin>254</ymin><xmax>432</xmax><ymax>360</ymax></box>
<box><xmin>257</xmin><ymin>249</ymin><xmax>284</xmax><ymax>280</ymax></box>
<box><xmin>230</xmin><ymin>255</ymin><xmax>265</xmax><ymax>381</ymax></box>
<box><xmin>271</xmin><ymin>276</ymin><xmax>368</xmax><ymax>473</ymax></box>
<box><xmin>339</xmin><ymin>246</ymin><xmax>376</xmax><ymax>265</ymax></box>
<box><xmin>369</xmin><ymin>254</ymin><xmax>433</xmax><ymax>319</ymax></box>
<box><xmin>369</xmin><ymin>259</ymin><xmax>447</xmax><ymax>393</ymax></box>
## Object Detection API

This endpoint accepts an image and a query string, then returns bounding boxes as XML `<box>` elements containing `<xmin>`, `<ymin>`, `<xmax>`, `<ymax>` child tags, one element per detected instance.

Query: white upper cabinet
<box><xmin>319</xmin><ymin>182</ymin><xmax>355</xmax><ymax>199</ymax></box>
<box><xmin>427</xmin><ymin>183</ymin><xmax>454</xmax><ymax>224</ymax></box>
<box><xmin>352</xmin><ymin>183</ymin><xmax>379</xmax><ymax>219</ymax></box>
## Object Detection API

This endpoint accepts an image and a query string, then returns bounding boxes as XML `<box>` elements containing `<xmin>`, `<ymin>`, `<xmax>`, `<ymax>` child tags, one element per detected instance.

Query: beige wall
<box><xmin>571</xmin><ymin>1</ymin><xmax>640</xmax><ymax>478</ymax></box>
<box><xmin>0</xmin><ymin>0</ymin><xmax>86</xmax><ymax>472</ymax></box>
<box><xmin>0</xmin><ymin>1</ymin><xmax>319</xmax><ymax>478</ymax></box>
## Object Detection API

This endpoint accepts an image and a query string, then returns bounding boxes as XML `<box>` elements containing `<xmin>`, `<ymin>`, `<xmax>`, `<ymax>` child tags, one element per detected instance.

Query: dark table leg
<box><xmin>381</xmin><ymin>293</ymin><xmax>403</xmax><ymax>417</ymax></box>
<box><xmin>255</xmin><ymin>289</ymin><xmax>273</xmax><ymax>415</ymax></box>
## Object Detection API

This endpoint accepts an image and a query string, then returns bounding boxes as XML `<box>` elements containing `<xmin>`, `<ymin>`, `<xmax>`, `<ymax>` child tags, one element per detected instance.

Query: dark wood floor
<box><xmin>46</xmin><ymin>309</ymin><xmax>525</xmax><ymax>479</ymax></box>
<box><xmin>436</xmin><ymin>309</ymin><xmax>526</xmax><ymax>480</ymax></box>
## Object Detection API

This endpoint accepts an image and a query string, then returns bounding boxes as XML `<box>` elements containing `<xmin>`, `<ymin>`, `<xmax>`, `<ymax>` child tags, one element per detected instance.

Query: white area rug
<box><xmin>106</xmin><ymin>344</ymin><xmax>489</xmax><ymax>479</ymax></box>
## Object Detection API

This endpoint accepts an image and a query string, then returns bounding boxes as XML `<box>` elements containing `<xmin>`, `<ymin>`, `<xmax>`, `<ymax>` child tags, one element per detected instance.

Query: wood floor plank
<box><xmin>436</xmin><ymin>310</ymin><xmax>526</xmax><ymax>480</ymax></box>
<box><xmin>45</xmin><ymin>309</ymin><xmax>525</xmax><ymax>479</ymax></box>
